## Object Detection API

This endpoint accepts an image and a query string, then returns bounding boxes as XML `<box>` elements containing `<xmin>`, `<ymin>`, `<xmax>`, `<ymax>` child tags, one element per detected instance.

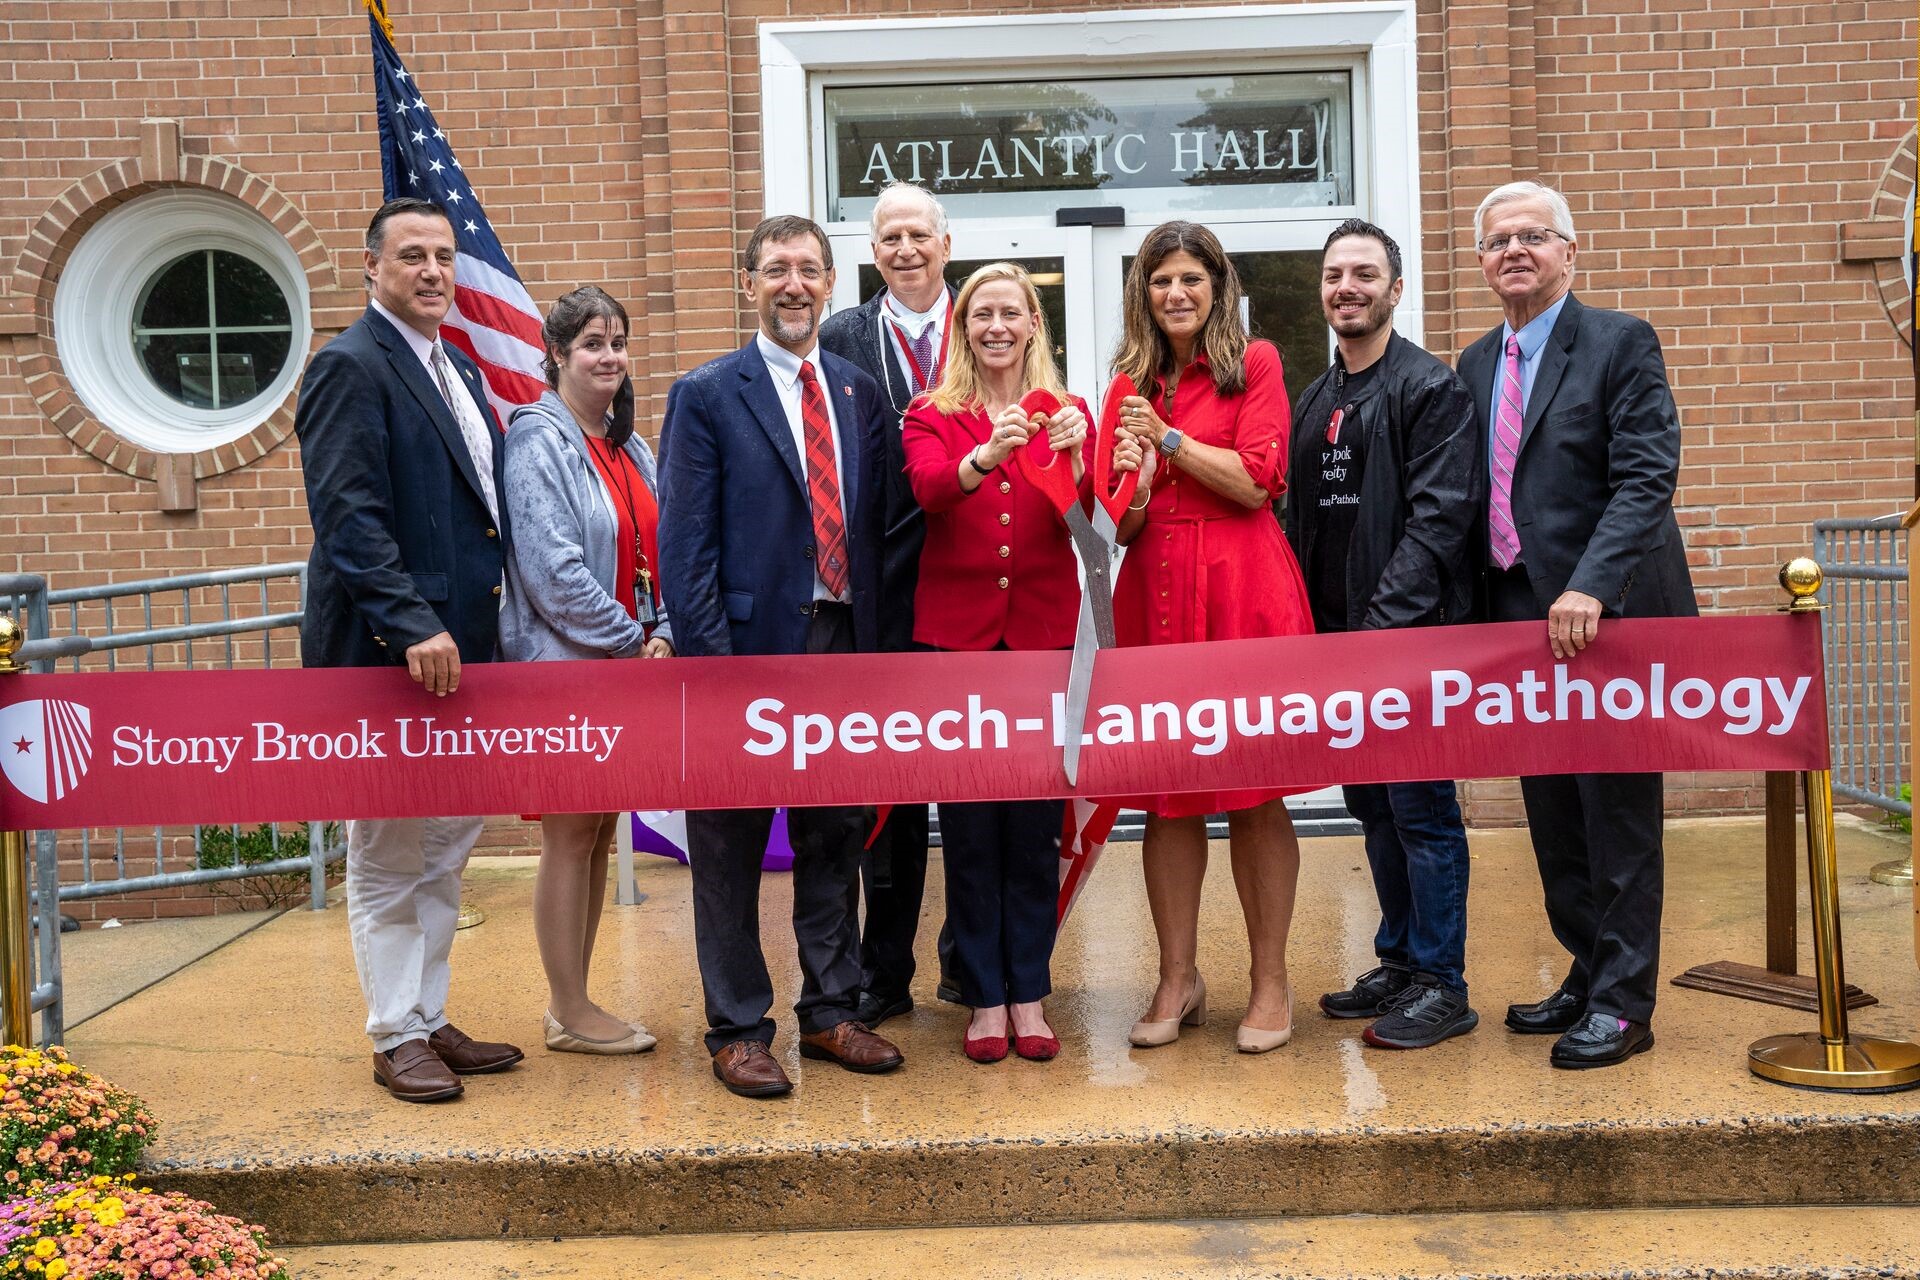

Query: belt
<box><xmin>804</xmin><ymin>600</ymin><xmax>852</xmax><ymax>619</ymax></box>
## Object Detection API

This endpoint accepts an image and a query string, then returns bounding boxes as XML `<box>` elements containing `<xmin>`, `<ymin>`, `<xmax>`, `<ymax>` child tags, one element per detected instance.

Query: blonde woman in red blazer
<box><xmin>902</xmin><ymin>262</ymin><xmax>1142</xmax><ymax>1063</ymax></box>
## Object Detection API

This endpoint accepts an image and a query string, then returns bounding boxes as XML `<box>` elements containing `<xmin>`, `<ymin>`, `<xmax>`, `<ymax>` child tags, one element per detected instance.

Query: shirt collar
<box><xmin>1501</xmin><ymin>292</ymin><xmax>1569</xmax><ymax>362</ymax></box>
<box><xmin>883</xmin><ymin>289</ymin><xmax>946</xmax><ymax>334</ymax></box>
<box><xmin>370</xmin><ymin>296</ymin><xmax>438</xmax><ymax>367</ymax></box>
<box><xmin>756</xmin><ymin>330</ymin><xmax>822</xmax><ymax>390</ymax></box>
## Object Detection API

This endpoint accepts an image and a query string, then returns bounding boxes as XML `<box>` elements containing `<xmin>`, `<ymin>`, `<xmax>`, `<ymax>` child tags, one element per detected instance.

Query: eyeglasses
<box><xmin>1476</xmin><ymin>226</ymin><xmax>1571</xmax><ymax>254</ymax></box>
<box><xmin>750</xmin><ymin>264</ymin><xmax>826</xmax><ymax>283</ymax></box>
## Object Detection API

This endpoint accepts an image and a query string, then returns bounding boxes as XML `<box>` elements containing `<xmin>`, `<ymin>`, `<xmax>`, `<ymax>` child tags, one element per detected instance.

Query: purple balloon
<box><xmin>630</xmin><ymin>809</ymin><xmax>794</xmax><ymax>873</ymax></box>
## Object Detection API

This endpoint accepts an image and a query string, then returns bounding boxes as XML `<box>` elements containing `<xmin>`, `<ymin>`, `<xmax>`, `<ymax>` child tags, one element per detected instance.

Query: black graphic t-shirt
<box><xmin>1305</xmin><ymin>362</ymin><xmax>1377</xmax><ymax>633</ymax></box>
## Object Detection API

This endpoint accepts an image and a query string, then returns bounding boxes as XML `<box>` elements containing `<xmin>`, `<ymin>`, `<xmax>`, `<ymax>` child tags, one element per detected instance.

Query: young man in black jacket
<box><xmin>1284</xmin><ymin>219</ymin><xmax>1485</xmax><ymax>1049</ymax></box>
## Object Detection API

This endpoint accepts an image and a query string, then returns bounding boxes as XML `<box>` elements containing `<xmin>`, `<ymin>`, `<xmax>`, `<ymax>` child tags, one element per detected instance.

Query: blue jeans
<box><xmin>1342</xmin><ymin>781</ymin><xmax>1471</xmax><ymax>995</ymax></box>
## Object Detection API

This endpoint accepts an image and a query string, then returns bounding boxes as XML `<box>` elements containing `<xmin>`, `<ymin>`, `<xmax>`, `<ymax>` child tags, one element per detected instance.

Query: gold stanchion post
<box><xmin>1748</xmin><ymin>560</ymin><xmax>1920</xmax><ymax>1093</ymax></box>
<box><xmin>0</xmin><ymin>614</ymin><xmax>35</xmax><ymax>1046</ymax></box>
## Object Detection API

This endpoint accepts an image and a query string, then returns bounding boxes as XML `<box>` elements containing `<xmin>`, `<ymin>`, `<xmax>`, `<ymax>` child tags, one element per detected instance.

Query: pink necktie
<box><xmin>1488</xmin><ymin>335</ymin><xmax>1524</xmax><ymax>569</ymax></box>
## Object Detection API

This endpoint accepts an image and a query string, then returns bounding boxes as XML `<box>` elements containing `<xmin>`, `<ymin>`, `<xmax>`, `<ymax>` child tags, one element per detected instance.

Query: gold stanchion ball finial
<box><xmin>1780</xmin><ymin>558</ymin><xmax>1822</xmax><ymax>604</ymax></box>
<box><xmin>0</xmin><ymin>614</ymin><xmax>21</xmax><ymax>671</ymax></box>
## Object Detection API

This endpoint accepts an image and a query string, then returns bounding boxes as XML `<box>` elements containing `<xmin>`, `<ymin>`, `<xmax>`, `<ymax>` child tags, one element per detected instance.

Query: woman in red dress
<box><xmin>903</xmin><ymin>262</ymin><xmax>1095</xmax><ymax>1063</ymax></box>
<box><xmin>1108</xmin><ymin>221</ymin><xmax>1315</xmax><ymax>1055</ymax></box>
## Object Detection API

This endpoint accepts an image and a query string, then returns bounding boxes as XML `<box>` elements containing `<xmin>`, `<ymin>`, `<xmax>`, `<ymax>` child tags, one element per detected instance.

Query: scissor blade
<box><xmin>1060</xmin><ymin>588</ymin><xmax>1100</xmax><ymax>788</ymax></box>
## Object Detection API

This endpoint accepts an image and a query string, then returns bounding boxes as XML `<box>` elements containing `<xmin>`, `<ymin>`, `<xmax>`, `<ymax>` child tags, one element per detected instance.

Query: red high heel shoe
<box><xmin>963</xmin><ymin>1029</ymin><xmax>1011</xmax><ymax>1063</ymax></box>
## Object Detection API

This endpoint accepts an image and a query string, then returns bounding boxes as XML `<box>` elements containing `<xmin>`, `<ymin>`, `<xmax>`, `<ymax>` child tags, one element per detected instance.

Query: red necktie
<box><xmin>796</xmin><ymin>361</ymin><xmax>850</xmax><ymax>599</ymax></box>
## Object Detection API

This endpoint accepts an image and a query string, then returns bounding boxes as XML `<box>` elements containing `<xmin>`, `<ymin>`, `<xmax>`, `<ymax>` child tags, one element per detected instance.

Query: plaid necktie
<box><xmin>1488</xmin><ymin>335</ymin><xmax>1524</xmax><ymax>570</ymax></box>
<box><xmin>796</xmin><ymin>361</ymin><xmax>850</xmax><ymax>598</ymax></box>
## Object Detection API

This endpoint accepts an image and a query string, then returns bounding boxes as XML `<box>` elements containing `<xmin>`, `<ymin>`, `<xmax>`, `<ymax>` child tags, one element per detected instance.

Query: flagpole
<box><xmin>0</xmin><ymin>614</ymin><xmax>34</xmax><ymax>1047</ymax></box>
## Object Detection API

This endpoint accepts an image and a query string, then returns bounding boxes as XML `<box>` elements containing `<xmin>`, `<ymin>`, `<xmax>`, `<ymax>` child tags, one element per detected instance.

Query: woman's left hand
<box><xmin>643</xmin><ymin>637</ymin><xmax>673</xmax><ymax>659</ymax></box>
<box><xmin>1119</xmin><ymin>395</ymin><xmax>1170</xmax><ymax>448</ymax></box>
<box><xmin>1045</xmin><ymin>403</ymin><xmax>1088</xmax><ymax>458</ymax></box>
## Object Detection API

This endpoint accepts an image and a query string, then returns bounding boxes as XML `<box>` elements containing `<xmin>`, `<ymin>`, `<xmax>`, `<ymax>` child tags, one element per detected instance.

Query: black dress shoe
<box><xmin>1505</xmin><ymin>987</ymin><xmax>1586</xmax><ymax>1035</ymax></box>
<box><xmin>854</xmin><ymin>990</ymin><xmax>914</xmax><ymax>1028</ymax></box>
<box><xmin>1320</xmin><ymin>963</ymin><xmax>1416</xmax><ymax>1019</ymax></box>
<box><xmin>1550</xmin><ymin>1012</ymin><xmax>1654</xmax><ymax>1069</ymax></box>
<box><xmin>935</xmin><ymin>976</ymin><xmax>963</xmax><ymax>1005</ymax></box>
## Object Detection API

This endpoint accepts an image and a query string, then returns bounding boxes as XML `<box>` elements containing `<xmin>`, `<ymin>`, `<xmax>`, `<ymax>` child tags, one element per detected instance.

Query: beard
<box><xmin>1327</xmin><ymin>293</ymin><xmax>1394</xmax><ymax>339</ymax></box>
<box><xmin>768</xmin><ymin>304</ymin><xmax>818</xmax><ymax>345</ymax></box>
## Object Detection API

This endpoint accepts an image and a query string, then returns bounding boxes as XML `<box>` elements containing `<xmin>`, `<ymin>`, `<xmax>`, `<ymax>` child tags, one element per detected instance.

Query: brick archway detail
<box><xmin>10</xmin><ymin>121</ymin><xmax>338</xmax><ymax>484</ymax></box>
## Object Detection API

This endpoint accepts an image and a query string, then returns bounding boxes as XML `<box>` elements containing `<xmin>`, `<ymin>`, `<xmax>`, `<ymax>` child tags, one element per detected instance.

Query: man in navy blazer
<box><xmin>297</xmin><ymin>197</ymin><xmax>524</xmax><ymax>1104</ymax></box>
<box><xmin>1458</xmin><ymin>181</ymin><xmax>1696</xmax><ymax>1071</ymax></box>
<box><xmin>658</xmin><ymin>215</ymin><xmax>903</xmax><ymax>1098</ymax></box>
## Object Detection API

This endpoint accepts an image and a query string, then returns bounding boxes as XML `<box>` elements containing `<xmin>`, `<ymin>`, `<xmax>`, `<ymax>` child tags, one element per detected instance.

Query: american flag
<box><xmin>366</xmin><ymin>0</ymin><xmax>546</xmax><ymax>426</ymax></box>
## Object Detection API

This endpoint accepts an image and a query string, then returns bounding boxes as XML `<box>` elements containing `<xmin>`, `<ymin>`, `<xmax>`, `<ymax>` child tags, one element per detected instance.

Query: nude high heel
<box><xmin>1236</xmin><ymin>986</ymin><xmax>1294</xmax><ymax>1054</ymax></box>
<box><xmin>1129</xmin><ymin>973</ymin><xmax>1207</xmax><ymax>1047</ymax></box>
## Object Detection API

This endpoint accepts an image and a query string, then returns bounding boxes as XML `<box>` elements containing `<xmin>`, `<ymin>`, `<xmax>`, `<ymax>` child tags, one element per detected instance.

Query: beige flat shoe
<box><xmin>544</xmin><ymin>1010</ymin><xmax>656</xmax><ymax>1055</ymax></box>
<box><xmin>1129</xmin><ymin>973</ymin><xmax>1207</xmax><ymax>1048</ymax></box>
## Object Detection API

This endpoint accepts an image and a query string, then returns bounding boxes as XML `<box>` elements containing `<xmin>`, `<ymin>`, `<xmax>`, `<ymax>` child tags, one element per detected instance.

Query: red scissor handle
<box><xmin>1093</xmin><ymin>374</ymin><xmax>1143</xmax><ymax>524</ymax></box>
<box><xmin>1011</xmin><ymin>389</ymin><xmax>1080</xmax><ymax>518</ymax></box>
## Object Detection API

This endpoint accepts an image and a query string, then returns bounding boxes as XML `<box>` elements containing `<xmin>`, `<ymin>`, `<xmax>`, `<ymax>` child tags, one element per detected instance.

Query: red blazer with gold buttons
<box><xmin>902</xmin><ymin>397</ymin><xmax>1087</xmax><ymax>652</ymax></box>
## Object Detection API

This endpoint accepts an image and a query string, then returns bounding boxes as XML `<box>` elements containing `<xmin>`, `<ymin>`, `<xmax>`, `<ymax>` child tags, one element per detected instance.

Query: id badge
<box><xmin>635</xmin><ymin>583</ymin><xmax>659</xmax><ymax>627</ymax></box>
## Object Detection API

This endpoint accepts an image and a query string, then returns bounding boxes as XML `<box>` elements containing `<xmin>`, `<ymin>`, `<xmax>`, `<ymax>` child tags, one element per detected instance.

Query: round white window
<box><xmin>53</xmin><ymin>189</ymin><xmax>312</xmax><ymax>454</ymax></box>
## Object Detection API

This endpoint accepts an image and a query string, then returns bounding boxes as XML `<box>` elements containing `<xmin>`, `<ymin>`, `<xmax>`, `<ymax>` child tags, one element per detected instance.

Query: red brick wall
<box><xmin>0</xmin><ymin>0</ymin><xmax>1914</xmax><ymax>882</ymax></box>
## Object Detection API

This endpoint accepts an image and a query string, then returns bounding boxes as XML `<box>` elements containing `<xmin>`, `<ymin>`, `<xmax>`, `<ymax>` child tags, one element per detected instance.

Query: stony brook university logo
<box><xmin>0</xmin><ymin>699</ymin><xmax>93</xmax><ymax>804</ymax></box>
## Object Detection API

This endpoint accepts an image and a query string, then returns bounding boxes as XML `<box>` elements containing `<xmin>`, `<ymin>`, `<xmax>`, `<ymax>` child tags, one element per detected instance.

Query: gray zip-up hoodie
<box><xmin>499</xmin><ymin>390</ymin><xmax>672</xmax><ymax>662</ymax></box>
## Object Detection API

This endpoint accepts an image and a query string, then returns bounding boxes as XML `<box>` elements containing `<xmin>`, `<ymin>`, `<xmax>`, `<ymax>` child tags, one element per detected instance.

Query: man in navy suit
<box><xmin>1457</xmin><ymin>181</ymin><xmax>1696</xmax><ymax>1070</ymax></box>
<box><xmin>297</xmin><ymin>197</ymin><xmax>524</xmax><ymax>1103</ymax></box>
<box><xmin>658</xmin><ymin>215</ymin><xmax>904</xmax><ymax>1098</ymax></box>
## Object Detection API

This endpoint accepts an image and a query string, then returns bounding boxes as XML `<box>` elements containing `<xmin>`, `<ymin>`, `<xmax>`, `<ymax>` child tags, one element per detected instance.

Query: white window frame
<box><xmin>759</xmin><ymin>1</ymin><xmax>1424</xmax><ymax>326</ymax></box>
<box><xmin>52</xmin><ymin>189</ymin><xmax>312</xmax><ymax>455</ymax></box>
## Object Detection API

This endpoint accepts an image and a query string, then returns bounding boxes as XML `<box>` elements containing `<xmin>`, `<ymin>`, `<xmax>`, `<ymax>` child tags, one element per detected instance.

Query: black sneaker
<box><xmin>1362</xmin><ymin>977</ymin><xmax>1479</xmax><ymax>1049</ymax></box>
<box><xmin>1319</xmin><ymin>964</ymin><xmax>1416</xmax><ymax>1019</ymax></box>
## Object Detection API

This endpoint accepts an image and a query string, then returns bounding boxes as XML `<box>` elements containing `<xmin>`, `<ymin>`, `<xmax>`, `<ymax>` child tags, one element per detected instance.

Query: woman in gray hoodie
<box><xmin>502</xmin><ymin>286</ymin><xmax>669</xmax><ymax>1056</ymax></box>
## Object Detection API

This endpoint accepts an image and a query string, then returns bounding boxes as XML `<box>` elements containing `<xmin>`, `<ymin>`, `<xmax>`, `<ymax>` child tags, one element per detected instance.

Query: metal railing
<box><xmin>1813</xmin><ymin>516</ymin><xmax>1908</xmax><ymax>819</ymax></box>
<box><xmin>3</xmin><ymin>563</ymin><xmax>344</xmax><ymax>1045</ymax></box>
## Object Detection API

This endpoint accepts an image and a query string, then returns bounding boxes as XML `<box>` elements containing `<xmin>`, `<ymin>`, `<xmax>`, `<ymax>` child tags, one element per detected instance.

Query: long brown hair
<box><xmin>924</xmin><ymin>262</ymin><xmax>1068</xmax><ymax>415</ymax></box>
<box><xmin>1111</xmin><ymin>221</ymin><xmax>1250</xmax><ymax>399</ymax></box>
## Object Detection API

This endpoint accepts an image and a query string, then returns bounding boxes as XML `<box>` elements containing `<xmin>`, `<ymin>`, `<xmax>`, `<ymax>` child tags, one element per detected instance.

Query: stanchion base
<box><xmin>455</xmin><ymin>902</ymin><xmax>487</xmax><ymax>930</ymax></box>
<box><xmin>1748</xmin><ymin>1032</ymin><xmax>1920</xmax><ymax>1093</ymax></box>
<box><xmin>1867</xmin><ymin>855</ymin><xmax>1913</xmax><ymax>887</ymax></box>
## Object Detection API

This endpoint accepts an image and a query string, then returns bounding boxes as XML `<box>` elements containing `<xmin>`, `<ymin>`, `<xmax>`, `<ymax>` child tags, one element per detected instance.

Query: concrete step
<box><xmin>65</xmin><ymin>818</ymin><xmax>1920</xmax><ymax>1247</ymax></box>
<box><xmin>282</xmin><ymin>1206</ymin><xmax>1920</xmax><ymax>1278</ymax></box>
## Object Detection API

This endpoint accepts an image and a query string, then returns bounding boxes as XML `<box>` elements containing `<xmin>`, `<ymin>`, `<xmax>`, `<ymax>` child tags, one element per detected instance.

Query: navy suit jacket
<box><xmin>1459</xmin><ymin>294</ymin><xmax>1696</xmax><ymax>620</ymax></box>
<box><xmin>295</xmin><ymin>306</ymin><xmax>509</xmax><ymax>669</ymax></box>
<box><xmin>657</xmin><ymin>340</ymin><xmax>888</xmax><ymax>658</ymax></box>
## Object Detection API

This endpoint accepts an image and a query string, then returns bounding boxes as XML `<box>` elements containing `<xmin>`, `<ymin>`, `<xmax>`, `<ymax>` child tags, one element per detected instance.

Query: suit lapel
<box><xmin>1520</xmin><ymin>296</ymin><xmax>1581</xmax><ymax>448</ymax></box>
<box><xmin>366</xmin><ymin>309</ymin><xmax>492</xmax><ymax>507</ymax></box>
<box><xmin>737</xmin><ymin>345</ymin><xmax>806</xmax><ymax>495</ymax></box>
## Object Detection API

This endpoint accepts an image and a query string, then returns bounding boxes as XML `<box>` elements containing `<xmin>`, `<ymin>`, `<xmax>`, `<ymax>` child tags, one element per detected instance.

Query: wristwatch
<box><xmin>1157</xmin><ymin>427</ymin><xmax>1185</xmax><ymax>458</ymax></box>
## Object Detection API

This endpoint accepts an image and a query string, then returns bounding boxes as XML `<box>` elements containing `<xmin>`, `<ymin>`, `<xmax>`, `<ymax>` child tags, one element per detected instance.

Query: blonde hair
<box><xmin>1111</xmin><ymin>221</ymin><xmax>1250</xmax><ymax>398</ymax></box>
<box><xmin>924</xmin><ymin>262</ymin><xmax>1067</xmax><ymax>415</ymax></box>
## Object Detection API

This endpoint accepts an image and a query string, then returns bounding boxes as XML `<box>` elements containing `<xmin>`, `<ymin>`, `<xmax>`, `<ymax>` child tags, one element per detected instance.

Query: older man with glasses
<box><xmin>1457</xmin><ymin>181</ymin><xmax>1697</xmax><ymax>1070</ymax></box>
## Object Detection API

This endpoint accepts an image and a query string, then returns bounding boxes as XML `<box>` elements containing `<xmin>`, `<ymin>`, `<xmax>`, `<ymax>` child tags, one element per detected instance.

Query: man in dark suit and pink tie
<box><xmin>1458</xmin><ymin>181</ymin><xmax>1697</xmax><ymax>1070</ymax></box>
<box><xmin>657</xmin><ymin>215</ymin><xmax>905</xmax><ymax>1098</ymax></box>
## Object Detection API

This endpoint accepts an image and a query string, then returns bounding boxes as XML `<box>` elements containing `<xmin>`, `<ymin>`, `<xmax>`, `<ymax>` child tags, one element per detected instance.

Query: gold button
<box><xmin>999</xmin><ymin>481</ymin><xmax>1011</xmax><ymax>494</ymax></box>
<box><xmin>485</xmin><ymin>527</ymin><xmax>498</xmax><ymax>538</ymax></box>
<box><xmin>492</xmin><ymin>585</ymin><xmax>503</xmax><ymax>596</ymax></box>
<box><xmin>998</xmin><ymin>546</ymin><xmax>1010</xmax><ymax>558</ymax></box>
<box><xmin>999</xmin><ymin>513</ymin><xmax>1011</xmax><ymax>526</ymax></box>
<box><xmin>997</xmin><ymin>576</ymin><xmax>1009</xmax><ymax>589</ymax></box>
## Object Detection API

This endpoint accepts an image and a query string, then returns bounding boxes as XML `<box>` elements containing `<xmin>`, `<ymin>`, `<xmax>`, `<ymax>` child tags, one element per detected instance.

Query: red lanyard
<box><xmin>885</xmin><ymin>294</ymin><xmax>953</xmax><ymax>393</ymax></box>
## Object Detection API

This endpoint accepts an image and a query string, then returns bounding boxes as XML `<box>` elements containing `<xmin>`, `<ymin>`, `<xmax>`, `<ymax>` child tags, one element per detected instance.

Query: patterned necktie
<box><xmin>1488</xmin><ymin>334</ymin><xmax>1525</xmax><ymax>570</ymax></box>
<box><xmin>430</xmin><ymin>341</ymin><xmax>499</xmax><ymax>522</ymax></box>
<box><xmin>796</xmin><ymin>361</ymin><xmax>850</xmax><ymax>599</ymax></box>
<box><xmin>908</xmin><ymin>322</ymin><xmax>936</xmax><ymax>391</ymax></box>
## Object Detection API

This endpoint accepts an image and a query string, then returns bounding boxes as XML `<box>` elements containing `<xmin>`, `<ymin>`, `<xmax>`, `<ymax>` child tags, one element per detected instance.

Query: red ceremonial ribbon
<box><xmin>885</xmin><ymin>294</ymin><xmax>953</xmax><ymax>393</ymax></box>
<box><xmin>0</xmin><ymin>618</ymin><xmax>1828</xmax><ymax>831</ymax></box>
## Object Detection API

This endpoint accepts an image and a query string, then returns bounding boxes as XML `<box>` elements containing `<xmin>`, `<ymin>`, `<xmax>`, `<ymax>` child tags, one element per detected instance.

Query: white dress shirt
<box><xmin>370</xmin><ymin>297</ymin><xmax>499</xmax><ymax>523</ymax></box>
<box><xmin>755</xmin><ymin>331</ymin><xmax>848</xmax><ymax>603</ymax></box>
<box><xmin>881</xmin><ymin>290</ymin><xmax>948</xmax><ymax>393</ymax></box>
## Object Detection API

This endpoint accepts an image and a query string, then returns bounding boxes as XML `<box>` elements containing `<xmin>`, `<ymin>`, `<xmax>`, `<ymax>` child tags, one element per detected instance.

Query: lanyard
<box><xmin>884</xmin><ymin>293</ymin><xmax>953</xmax><ymax>393</ymax></box>
<box><xmin>584</xmin><ymin>435</ymin><xmax>659</xmax><ymax>624</ymax></box>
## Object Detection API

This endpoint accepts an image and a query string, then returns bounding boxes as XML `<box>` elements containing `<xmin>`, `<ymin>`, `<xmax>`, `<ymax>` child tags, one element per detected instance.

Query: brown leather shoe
<box><xmin>798</xmin><ymin>1020</ymin><xmax>905</xmax><ymax>1074</ymax></box>
<box><xmin>711</xmin><ymin>1040</ymin><xmax>793</xmax><ymax>1098</ymax></box>
<box><xmin>373</xmin><ymin>1039</ymin><xmax>463</xmax><ymax>1103</ymax></box>
<box><xmin>429</xmin><ymin>1022</ymin><xmax>524</xmax><ymax>1075</ymax></box>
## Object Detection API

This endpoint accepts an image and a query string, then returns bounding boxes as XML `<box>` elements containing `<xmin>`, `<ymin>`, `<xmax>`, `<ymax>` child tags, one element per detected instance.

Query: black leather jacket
<box><xmin>1285</xmin><ymin>330</ymin><xmax>1484</xmax><ymax>630</ymax></box>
